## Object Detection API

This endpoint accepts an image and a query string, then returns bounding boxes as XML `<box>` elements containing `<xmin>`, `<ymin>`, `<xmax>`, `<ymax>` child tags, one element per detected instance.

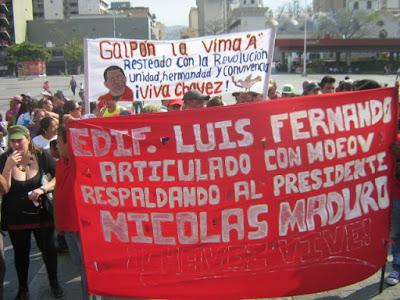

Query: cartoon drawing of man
<box><xmin>97</xmin><ymin>65</ymin><xmax>134</xmax><ymax>109</ymax></box>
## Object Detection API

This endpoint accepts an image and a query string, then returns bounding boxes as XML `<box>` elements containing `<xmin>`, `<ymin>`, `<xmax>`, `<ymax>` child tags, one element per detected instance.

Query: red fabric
<box><xmin>55</xmin><ymin>157</ymin><xmax>79</xmax><ymax>232</ymax></box>
<box><xmin>70</xmin><ymin>88</ymin><xmax>398</xmax><ymax>299</ymax></box>
<box><xmin>97</xmin><ymin>86</ymin><xmax>134</xmax><ymax>109</ymax></box>
<box><xmin>169</xmin><ymin>99</ymin><xmax>183</xmax><ymax>106</ymax></box>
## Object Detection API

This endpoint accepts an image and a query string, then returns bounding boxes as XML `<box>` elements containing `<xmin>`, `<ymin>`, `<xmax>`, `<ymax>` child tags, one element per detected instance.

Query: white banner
<box><xmin>85</xmin><ymin>29</ymin><xmax>276</xmax><ymax>103</ymax></box>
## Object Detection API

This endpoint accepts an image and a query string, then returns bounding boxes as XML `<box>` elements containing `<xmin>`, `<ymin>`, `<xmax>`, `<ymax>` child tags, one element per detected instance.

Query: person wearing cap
<box><xmin>304</xmin><ymin>82</ymin><xmax>321</xmax><ymax>96</ymax></box>
<box><xmin>0</xmin><ymin>125</ymin><xmax>63</xmax><ymax>299</ymax></box>
<box><xmin>168</xmin><ymin>99</ymin><xmax>183</xmax><ymax>111</ymax></box>
<box><xmin>97</xmin><ymin>65</ymin><xmax>134</xmax><ymax>110</ymax></box>
<box><xmin>182</xmin><ymin>90</ymin><xmax>210</xmax><ymax>110</ymax></box>
<box><xmin>281</xmin><ymin>84</ymin><xmax>296</xmax><ymax>98</ymax></box>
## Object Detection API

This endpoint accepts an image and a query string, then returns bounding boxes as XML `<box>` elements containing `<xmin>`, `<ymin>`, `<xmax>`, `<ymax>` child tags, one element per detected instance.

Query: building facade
<box><xmin>313</xmin><ymin>0</ymin><xmax>346</xmax><ymax>12</ymax></box>
<box><xmin>228</xmin><ymin>0</ymin><xmax>269</xmax><ymax>32</ymax></box>
<box><xmin>27</xmin><ymin>12</ymin><xmax>155</xmax><ymax>74</ymax></box>
<box><xmin>196</xmin><ymin>0</ymin><xmax>229</xmax><ymax>35</ymax></box>
<box><xmin>153</xmin><ymin>21</ymin><xmax>166</xmax><ymax>40</ymax></box>
<box><xmin>0</xmin><ymin>0</ymin><xmax>33</xmax><ymax>76</ymax></box>
<box><xmin>13</xmin><ymin>0</ymin><xmax>33</xmax><ymax>43</ymax></box>
<box><xmin>346</xmin><ymin>0</ymin><xmax>380</xmax><ymax>10</ymax></box>
<box><xmin>189</xmin><ymin>7</ymin><xmax>199</xmax><ymax>36</ymax></box>
<box><xmin>110</xmin><ymin>1</ymin><xmax>130</xmax><ymax>10</ymax></box>
<box><xmin>32</xmin><ymin>0</ymin><xmax>109</xmax><ymax>19</ymax></box>
<box><xmin>314</xmin><ymin>0</ymin><xmax>400</xmax><ymax>12</ymax></box>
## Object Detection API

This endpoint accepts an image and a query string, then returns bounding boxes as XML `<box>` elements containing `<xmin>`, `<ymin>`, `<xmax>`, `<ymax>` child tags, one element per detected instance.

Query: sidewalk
<box><xmin>29</xmin><ymin>253</ymin><xmax>400</xmax><ymax>300</ymax></box>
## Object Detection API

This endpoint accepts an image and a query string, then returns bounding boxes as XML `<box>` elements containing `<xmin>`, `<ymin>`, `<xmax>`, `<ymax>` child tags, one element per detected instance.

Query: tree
<box><xmin>5</xmin><ymin>41</ymin><xmax>51</xmax><ymax>66</ymax></box>
<box><xmin>316</xmin><ymin>9</ymin><xmax>380</xmax><ymax>38</ymax></box>
<box><xmin>275</xmin><ymin>0</ymin><xmax>303</xmax><ymax>20</ymax></box>
<box><xmin>63</xmin><ymin>39</ymin><xmax>84</xmax><ymax>74</ymax></box>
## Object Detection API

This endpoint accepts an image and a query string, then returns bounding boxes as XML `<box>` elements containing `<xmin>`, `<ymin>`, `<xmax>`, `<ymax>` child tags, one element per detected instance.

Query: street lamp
<box><xmin>265</xmin><ymin>5</ymin><xmax>310</xmax><ymax>75</ymax></box>
<box><xmin>113</xmin><ymin>12</ymin><xmax>116</xmax><ymax>38</ymax></box>
<box><xmin>303</xmin><ymin>15</ymin><xmax>307</xmax><ymax>76</ymax></box>
<box><xmin>302</xmin><ymin>0</ymin><xmax>309</xmax><ymax>77</ymax></box>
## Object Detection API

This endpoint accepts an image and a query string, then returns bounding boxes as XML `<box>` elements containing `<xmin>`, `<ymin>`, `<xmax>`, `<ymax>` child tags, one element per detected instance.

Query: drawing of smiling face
<box><xmin>105</xmin><ymin>68</ymin><xmax>127</xmax><ymax>96</ymax></box>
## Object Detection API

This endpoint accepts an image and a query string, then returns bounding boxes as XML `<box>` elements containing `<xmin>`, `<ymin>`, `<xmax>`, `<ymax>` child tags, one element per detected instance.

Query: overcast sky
<box><xmin>128</xmin><ymin>0</ymin><xmax>311</xmax><ymax>26</ymax></box>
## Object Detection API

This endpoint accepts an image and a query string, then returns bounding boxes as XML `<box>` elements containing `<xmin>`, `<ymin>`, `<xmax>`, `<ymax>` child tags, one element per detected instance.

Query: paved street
<box><xmin>1</xmin><ymin>73</ymin><xmax>400</xmax><ymax>299</ymax></box>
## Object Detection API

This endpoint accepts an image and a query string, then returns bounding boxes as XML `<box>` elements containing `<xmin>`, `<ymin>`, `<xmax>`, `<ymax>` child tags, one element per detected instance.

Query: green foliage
<box><xmin>63</xmin><ymin>39</ymin><xmax>83</xmax><ymax>63</ymax></box>
<box><xmin>5</xmin><ymin>41</ymin><xmax>51</xmax><ymax>65</ymax></box>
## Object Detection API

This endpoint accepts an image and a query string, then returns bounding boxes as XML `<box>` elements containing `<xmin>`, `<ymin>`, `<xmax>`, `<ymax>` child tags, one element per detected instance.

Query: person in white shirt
<box><xmin>32</xmin><ymin>117</ymin><xmax>58</xmax><ymax>150</ymax></box>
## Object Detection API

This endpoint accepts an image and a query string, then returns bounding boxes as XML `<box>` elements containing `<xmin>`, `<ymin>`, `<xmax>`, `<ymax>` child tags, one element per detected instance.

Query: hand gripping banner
<box><xmin>69</xmin><ymin>88</ymin><xmax>398</xmax><ymax>299</ymax></box>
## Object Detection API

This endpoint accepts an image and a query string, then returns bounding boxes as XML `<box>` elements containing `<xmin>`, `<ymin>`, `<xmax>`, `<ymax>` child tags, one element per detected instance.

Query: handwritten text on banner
<box><xmin>85</xmin><ymin>29</ymin><xmax>276</xmax><ymax>102</ymax></box>
<box><xmin>70</xmin><ymin>88</ymin><xmax>397</xmax><ymax>299</ymax></box>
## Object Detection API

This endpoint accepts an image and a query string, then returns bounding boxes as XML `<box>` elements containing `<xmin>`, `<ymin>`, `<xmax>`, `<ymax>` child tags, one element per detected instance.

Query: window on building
<box><xmin>353</xmin><ymin>2</ymin><xmax>359</xmax><ymax>9</ymax></box>
<box><xmin>251</xmin><ymin>0</ymin><xmax>255</xmax><ymax>4</ymax></box>
<box><xmin>243</xmin><ymin>0</ymin><xmax>246</xmax><ymax>4</ymax></box>
<box><xmin>52</xmin><ymin>49</ymin><xmax>63</xmax><ymax>57</ymax></box>
<box><xmin>367</xmin><ymin>1</ymin><xmax>372</xmax><ymax>9</ymax></box>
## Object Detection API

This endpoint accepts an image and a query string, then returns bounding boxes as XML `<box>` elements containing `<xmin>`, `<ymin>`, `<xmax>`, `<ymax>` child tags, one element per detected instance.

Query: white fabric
<box><xmin>85</xmin><ymin>29</ymin><xmax>276</xmax><ymax>101</ymax></box>
<box><xmin>16</xmin><ymin>112</ymin><xmax>31</xmax><ymax>127</ymax></box>
<box><xmin>32</xmin><ymin>134</ymin><xmax>57</xmax><ymax>150</ymax></box>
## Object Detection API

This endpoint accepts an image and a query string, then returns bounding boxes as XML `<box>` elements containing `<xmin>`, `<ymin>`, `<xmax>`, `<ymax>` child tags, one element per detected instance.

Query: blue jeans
<box><xmin>133</xmin><ymin>101</ymin><xmax>144</xmax><ymax>114</ymax></box>
<box><xmin>64</xmin><ymin>232</ymin><xmax>89</xmax><ymax>300</ymax></box>
<box><xmin>391</xmin><ymin>200</ymin><xmax>400</xmax><ymax>272</ymax></box>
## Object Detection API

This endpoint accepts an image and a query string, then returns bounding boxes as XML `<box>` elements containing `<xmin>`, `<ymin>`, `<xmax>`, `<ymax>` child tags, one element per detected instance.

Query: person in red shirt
<box><xmin>54</xmin><ymin>124</ymin><xmax>89</xmax><ymax>299</ymax></box>
<box><xmin>42</xmin><ymin>81</ymin><xmax>50</xmax><ymax>93</ymax></box>
<box><xmin>97</xmin><ymin>65</ymin><xmax>134</xmax><ymax>110</ymax></box>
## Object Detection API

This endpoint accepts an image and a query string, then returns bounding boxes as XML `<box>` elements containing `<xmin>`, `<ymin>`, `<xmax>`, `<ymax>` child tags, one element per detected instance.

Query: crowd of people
<box><xmin>0</xmin><ymin>72</ymin><xmax>397</xmax><ymax>300</ymax></box>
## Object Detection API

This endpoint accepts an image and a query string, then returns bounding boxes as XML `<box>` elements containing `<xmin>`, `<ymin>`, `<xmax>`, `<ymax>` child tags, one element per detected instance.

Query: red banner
<box><xmin>70</xmin><ymin>88</ymin><xmax>398</xmax><ymax>299</ymax></box>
